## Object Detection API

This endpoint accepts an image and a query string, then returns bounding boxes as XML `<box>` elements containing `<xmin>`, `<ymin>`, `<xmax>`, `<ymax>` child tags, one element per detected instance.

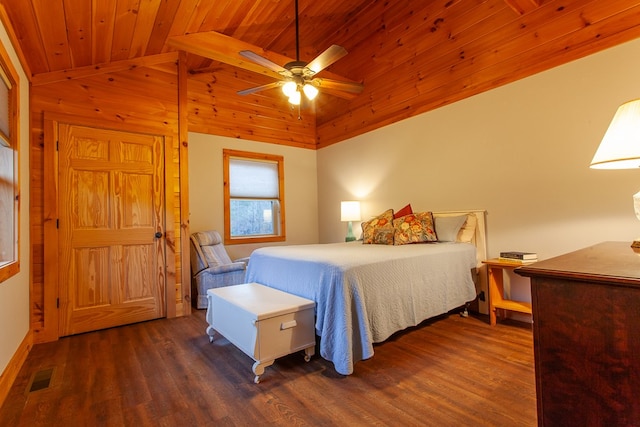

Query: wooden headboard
<box><xmin>433</xmin><ymin>209</ymin><xmax>487</xmax><ymax>267</ymax></box>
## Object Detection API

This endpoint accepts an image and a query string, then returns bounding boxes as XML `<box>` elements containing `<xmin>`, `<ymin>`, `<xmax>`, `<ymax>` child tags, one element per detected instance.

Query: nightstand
<box><xmin>482</xmin><ymin>258</ymin><xmax>532</xmax><ymax>326</ymax></box>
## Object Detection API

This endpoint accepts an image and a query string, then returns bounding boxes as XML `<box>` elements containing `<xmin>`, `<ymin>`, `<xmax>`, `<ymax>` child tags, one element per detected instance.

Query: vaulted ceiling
<box><xmin>2</xmin><ymin>0</ymin><xmax>640</xmax><ymax>148</ymax></box>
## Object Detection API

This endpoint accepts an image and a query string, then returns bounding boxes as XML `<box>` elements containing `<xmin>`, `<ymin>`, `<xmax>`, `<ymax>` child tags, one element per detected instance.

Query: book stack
<box><xmin>499</xmin><ymin>251</ymin><xmax>538</xmax><ymax>263</ymax></box>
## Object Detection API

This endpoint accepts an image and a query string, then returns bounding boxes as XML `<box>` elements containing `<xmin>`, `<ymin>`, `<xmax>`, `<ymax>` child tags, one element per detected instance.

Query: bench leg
<box><xmin>252</xmin><ymin>359</ymin><xmax>275</xmax><ymax>384</ymax></box>
<box><xmin>304</xmin><ymin>345</ymin><xmax>315</xmax><ymax>362</ymax></box>
<box><xmin>206</xmin><ymin>325</ymin><xmax>216</xmax><ymax>343</ymax></box>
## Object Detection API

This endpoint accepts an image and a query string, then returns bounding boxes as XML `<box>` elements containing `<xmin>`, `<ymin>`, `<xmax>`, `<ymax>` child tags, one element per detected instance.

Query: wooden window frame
<box><xmin>0</xmin><ymin>40</ymin><xmax>19</xmax><ymax>284</ymax></box>
<box><xmin>223</xmin><ymin>149</ymin><xmax>286</xmax><ymax>245</ymax></box>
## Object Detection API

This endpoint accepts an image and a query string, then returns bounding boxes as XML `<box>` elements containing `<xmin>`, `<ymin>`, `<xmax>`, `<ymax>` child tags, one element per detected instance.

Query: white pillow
<box><xmin>457</xmin><ymin>214</ymin><xmax>477</xmax><ymax>243</ymax></box>
<box><xmin>434</xmin><ymin>215</ymin><xmax>467</xmax><ymax>242</ymax></box>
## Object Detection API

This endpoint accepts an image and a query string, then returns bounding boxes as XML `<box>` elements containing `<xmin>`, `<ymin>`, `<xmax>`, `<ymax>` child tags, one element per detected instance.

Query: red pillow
<box><xmin>393</xmin><ymin>203</ymin><xmax>413</xmax><ymax>219</ymax></box>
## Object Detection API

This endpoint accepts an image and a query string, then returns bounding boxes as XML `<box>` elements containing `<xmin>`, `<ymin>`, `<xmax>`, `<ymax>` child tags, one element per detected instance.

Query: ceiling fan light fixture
<box><xmin>303</xmin><ymin>83</ymin><xmax>319</xmax><ymax>100</ymax></box>
<box><xmin>288</xmin><ymin>90</ymin><xmax>301</xmax><ymax>105</ymax></box>
<box><xmin>236</xmin><ymin>0</ymin><xmax>362</xmax><ymax>107</ymax></box>
<box><xmin>282</xmin><ymin>81</ymin><xmax>297</xmax><ymax>97</ymax></box>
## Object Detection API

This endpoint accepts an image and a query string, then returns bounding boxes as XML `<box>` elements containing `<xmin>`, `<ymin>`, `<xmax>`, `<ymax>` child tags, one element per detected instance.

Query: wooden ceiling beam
<box><xmin>31</xmin><ymin>52</ymin><xmax>179</xmax><ymax>86</ymax></box>
<box><xmin>167</xmin><ymin>31</ymin><xmax>360</xmax><ymax>85</ymax></box>
<box><xmin>503</xmin><ymin>0</ymin><xmax>541</xmax><ymax>15</ymax></box>
<box><xmin>168</xmin><ymin>31</ymin><xmax>291</xmax><ymax>81</ymax></box>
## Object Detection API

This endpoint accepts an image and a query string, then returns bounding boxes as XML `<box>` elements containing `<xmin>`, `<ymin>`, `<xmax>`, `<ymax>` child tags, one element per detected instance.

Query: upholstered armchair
<box><xmin>189</xmin><ymin>230</ymin><xmax>249</xmax><ymax>309</ymax></box>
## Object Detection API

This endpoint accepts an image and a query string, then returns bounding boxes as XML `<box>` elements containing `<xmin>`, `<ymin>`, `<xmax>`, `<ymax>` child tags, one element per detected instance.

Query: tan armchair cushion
<box><xmin>193</xmin><ymin>230</ymin><xmax>223</xmax><ymax>246</ymax></box>
<box><xmin>189</xmin><ymin>230</ymin><xmax>248</xmax><ymax>309</ymax></box>
<box><xmin>191</xmin><ymin>230</ymin><xmax>234</xmax><ymax>271</ymax></box>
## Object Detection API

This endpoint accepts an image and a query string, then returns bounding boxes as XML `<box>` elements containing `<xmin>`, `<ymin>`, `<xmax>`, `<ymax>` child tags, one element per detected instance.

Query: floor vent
<box><xmin>27</xmin><ymin>368</ymin><xmax>55</xmax><ymax>393</ymax></box>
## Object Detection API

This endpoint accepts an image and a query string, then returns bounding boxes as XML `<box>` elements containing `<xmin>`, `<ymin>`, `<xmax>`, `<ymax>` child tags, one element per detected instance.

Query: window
<box><xmin>223</xmin><ymin>149</ymin><xmax>285</xmax><ymax>244</ymax></box>
<box><xmin>0</xmin><ymin>42</ymin><xmax>19</xmax><ymax>284</ymax></box>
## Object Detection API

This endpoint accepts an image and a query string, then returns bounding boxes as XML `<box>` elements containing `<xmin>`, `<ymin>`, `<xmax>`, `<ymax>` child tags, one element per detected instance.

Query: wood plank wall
<box><xmin>27</xmin><ymin>55</ymin><xmax>317</xmax><ymax>342</ymax></box>
<box><xmin>185</xmin><ymin>63</ymin><xmax>317</xmax><ymax>149</ymax></box>
<box><xmin>29</xmin><ymin>63</ymin><xmax>186</xmax><ymax>342</ymax></box>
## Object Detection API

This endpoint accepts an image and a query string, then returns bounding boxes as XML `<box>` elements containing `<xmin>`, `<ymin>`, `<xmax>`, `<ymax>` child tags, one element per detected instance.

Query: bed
<box><xmin>244</xmin><ymin>210</ymin><xmax>488</xmax><ymax>375</ymax></box>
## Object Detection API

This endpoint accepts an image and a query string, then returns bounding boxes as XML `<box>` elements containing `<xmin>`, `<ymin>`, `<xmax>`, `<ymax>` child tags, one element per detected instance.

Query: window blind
<box><xmin>229</xmin><ymin>158</ymin><xmax>279</xmax><ymax>198</ymax></box>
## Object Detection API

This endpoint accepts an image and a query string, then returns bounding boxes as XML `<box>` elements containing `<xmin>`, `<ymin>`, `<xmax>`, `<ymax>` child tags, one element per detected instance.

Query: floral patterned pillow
<box><xmin>362</xmin><ymin>209</ymin><xmax>394</xmax><ymax>244</ymax></box>
<box><xmin>371</xmin><ymin>227</ymin><xmax>394</xmax><ymax>245</ymax></box>
<box><xmin>393</xmin><ymin>211</ymin><xmax>438</xmax><ymax>245</ymax></box>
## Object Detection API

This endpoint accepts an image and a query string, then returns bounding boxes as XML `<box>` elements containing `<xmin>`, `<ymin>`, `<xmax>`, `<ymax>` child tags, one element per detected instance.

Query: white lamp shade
<box><xmin>591</xmin><ymin>99</ymin><xmax>640</xmax><ymax>169</ymax></box>
<box><xmin>288</xmin><ymin>90</ymin><xmax>301</xmax><ymax>105</ymax></box>
<box><xmin>282</xmin><ymin>81</ymin><xmax>297</xmax><ymax>97</ymax></box>
<box><xmin>303</xmin><ymin>83</ymin><xmax>319</xmax><ymax>100</ymax></box>
<box><xmin>341</xmin><ymin>201</ymin><xmax>361</xmax><ymax>222</ymax></box>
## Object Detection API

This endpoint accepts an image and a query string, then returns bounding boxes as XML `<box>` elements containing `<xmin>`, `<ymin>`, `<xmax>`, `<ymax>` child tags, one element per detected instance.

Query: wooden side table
<box><xmin>482</xmin><ymin>258</ymin><xmax>532</xmax><ymax>326</ymax></box>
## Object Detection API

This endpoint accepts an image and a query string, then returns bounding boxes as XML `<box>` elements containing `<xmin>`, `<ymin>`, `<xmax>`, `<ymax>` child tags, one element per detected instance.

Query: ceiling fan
<box><xmin>237</xmin><ymin>0</ymin><xmax>364</xmax><ymax>105</ymax></box>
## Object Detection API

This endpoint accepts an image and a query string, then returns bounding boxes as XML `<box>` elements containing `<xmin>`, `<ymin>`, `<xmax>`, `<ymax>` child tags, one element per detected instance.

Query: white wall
<box><xmin>318</xmin><ymin>38</ymin><xmax>640</xmax><ymax>307</ymax></box>
<box><xmin>188</xmin><ymin>39</ymin><xmax>640</xmax><ymax>311</ymax></box>
<box><xmin>188</xmin><ymin>132</ymin><xmax>319</xmax><ymax>260</ymax></box>
<box><xmin>0</xmin><ymin>22</ymin><xmax>30</xmax><ymax>376</ymax></box>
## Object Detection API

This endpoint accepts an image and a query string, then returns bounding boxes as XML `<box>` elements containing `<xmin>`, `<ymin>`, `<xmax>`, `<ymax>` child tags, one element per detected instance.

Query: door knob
<box><xmin>155</xmin><ymin>232</ymin><xmax>163</xmax><ymax>238</ymax></box>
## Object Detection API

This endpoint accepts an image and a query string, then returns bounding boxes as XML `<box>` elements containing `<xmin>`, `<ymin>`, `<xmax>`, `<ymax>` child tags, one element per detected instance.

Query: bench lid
<box><xmin>207</xmin><ymin>283</ymin><xmax>315</xmax><ymax>320</ymax></box>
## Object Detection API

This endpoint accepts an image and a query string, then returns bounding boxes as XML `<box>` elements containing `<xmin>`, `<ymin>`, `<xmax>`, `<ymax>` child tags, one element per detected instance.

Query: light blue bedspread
<box><xmin>245</xmin><ymin>241</ymin><xmax>477</xmax><ymax>375</ymax></box>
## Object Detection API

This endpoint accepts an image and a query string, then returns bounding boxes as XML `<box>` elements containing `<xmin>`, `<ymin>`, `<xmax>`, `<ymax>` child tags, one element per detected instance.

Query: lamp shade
<box><xmin>341</xmin><ymin>201</ymin><xmax>361</xmax><ymax>222</ymax></box>
<box><xmin>282</xmin><ymin>81</ymin><xmax>297</xmax><ymax>97</ymax></box>
<box><xmin>591</xmin><ymin>99</ymin><xmax>640</xmax><ymax>169</ymax></box>
<box><xmin>303</xmin><ymin>83</ymin><xmax>319</xmax><ymax>100</ymax></box>
<box><xmin>288</xmin><ymin>89</ymin><xmax>301</xmax><ymax>105</ymax></box>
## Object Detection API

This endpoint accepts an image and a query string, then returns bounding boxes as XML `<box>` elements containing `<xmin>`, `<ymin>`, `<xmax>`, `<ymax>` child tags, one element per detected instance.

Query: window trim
<box><xmin>0</xmin><ymin>39</ymin><xmax>19</xmax><ymax>284</ymax></box>
<box><xmin>223</xmin><ymin>149</ymin><xmax>286</xmax><ymax>245</ymax></box>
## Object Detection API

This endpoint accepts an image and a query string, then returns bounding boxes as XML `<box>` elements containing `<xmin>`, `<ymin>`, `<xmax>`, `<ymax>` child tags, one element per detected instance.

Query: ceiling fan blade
<box><xmin>237</xmin><ymin>81</ymin><xmax>283</xmax><ymax>96</ymax></box>
<box><xmin>311</xmin><ymin>77</ymin><xmax>364</xmax><ymax>94</ymax></box>
<box><xmin>239</xmin><ymin>50</ymin><xmax>292</xmax><ymax>77</ymax></box>
<box><xmin>169</xmin><ymin>32</ymin><xmax>362</xmax><ymax>92</ymax></box>
<box><xmin>306</xmin><ymin>45</ymin><xmax>348</xmax><ymax>75</ymax></box>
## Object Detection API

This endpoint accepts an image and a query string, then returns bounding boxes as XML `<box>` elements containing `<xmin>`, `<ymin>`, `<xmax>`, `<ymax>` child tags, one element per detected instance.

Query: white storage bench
<box><xmin>205</xmin><ymin>283</ymin><xmax>316</xmax><ymax>383</ymax></box>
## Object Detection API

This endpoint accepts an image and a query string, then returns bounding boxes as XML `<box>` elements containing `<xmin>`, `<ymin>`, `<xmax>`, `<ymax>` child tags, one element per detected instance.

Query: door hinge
<box><xmin>56</xmin><ymin>140</ymin><xmax>59</xmax><ymax>151</ymax></box>
<box><xmin>56</xmin><ymin>298</ymin><xmax>59</xmax><ymax>308</ymax></box>
<box><xmin>56</xmin><ymin>219</ymin><xmax>59</xmax><ymax>229</ymax></box>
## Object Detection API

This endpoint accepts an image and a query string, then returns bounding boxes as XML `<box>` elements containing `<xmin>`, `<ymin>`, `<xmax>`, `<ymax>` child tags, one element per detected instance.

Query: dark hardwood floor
<box><xmin>0</xmin><ymin>310</ymin><xmax>536</xmax><ymax>426</ymax></box>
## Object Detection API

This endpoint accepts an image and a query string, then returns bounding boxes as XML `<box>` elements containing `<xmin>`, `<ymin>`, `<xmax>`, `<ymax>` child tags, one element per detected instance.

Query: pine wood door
<box><xmin>58</xmin><ymin>124</ymin><xmax>166</xmax><ymax>336</ymax></box>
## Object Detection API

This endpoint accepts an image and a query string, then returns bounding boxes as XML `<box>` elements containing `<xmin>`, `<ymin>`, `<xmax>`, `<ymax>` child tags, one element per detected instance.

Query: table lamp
<box><xmin>590</xmin><ymin>99</ymin><xmax>640</xmax><ymax>247</ymax></box>
<box><xmin>341</xmin><ymin>201</ymin><xmax>361</xmax><ymax>242</ymax></box>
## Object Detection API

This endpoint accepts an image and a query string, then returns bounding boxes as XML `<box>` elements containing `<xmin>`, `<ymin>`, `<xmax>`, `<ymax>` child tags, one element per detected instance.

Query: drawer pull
<box><xmin>280</xmin><ymin>320</ymin><xmax>297</xmax><ymax>330</ymax></box>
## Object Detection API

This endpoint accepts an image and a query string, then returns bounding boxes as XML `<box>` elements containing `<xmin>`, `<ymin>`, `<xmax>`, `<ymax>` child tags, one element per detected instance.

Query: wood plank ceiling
<box><xmin>2</xmin><ymin>0</ymin><xmax>640</xmax><ymax>148</ymax></box>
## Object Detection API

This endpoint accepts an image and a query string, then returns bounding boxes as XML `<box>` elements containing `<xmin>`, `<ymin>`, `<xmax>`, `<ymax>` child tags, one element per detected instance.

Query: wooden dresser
<box><xmin>516</xmin><ymin>242</ymin><xmax>640</xmax><ymax>427</ymax></box>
